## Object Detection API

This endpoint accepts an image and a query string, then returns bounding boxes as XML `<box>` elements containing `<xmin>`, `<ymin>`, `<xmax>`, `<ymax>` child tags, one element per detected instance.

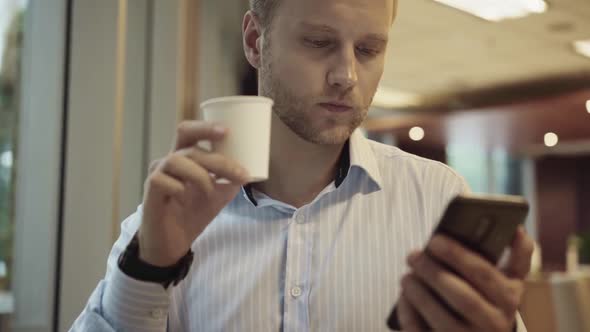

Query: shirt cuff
<box><xmin>102</xmin><ymin>264</ymin><xmax>172</xmax><ymax>331</ymax></box>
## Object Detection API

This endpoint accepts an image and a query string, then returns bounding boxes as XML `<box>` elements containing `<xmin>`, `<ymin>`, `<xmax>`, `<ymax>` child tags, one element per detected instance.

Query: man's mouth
<box><xmin>318</xmin><ymin>102</ymin><xmax>354</xmax><ymax>113</ymax></box>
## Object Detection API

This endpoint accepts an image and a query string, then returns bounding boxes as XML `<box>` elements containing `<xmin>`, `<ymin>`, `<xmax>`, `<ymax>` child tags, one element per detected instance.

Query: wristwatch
<box><xmin>117</xmin><ymin>232</ymin><xmax>194</xmax><ymax>289</ymax></box>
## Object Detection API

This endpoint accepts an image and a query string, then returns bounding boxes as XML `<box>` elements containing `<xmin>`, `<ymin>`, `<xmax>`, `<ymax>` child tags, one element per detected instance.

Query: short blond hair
<box><xmin>249</xmin><ymin>0</ymin><xmax>280</xmax><ymax>27</ymax></box>
<box><xmin>249</xmin><ymin>0</ymin><xmax>397</xmax><ymax>28</ymax></box>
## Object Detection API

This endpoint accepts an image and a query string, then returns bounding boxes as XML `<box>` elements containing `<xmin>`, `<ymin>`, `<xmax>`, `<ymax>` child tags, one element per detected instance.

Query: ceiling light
<box><xmin>409</xmin><ymin>127</ymin><xmax>425</xmax><ymax>141</ymax></box>
<box><xmin>544</xmin><ymin>132</ymin><xmax>558</xmax><ymax>147</ymax></box>
<box><xmin>574</xmin><ymin>39</ymin><xmax>590</xmax><ymax>59</ymax></box>
<box><xmin>372</xmin><ymin>86</ymin><xmax>424</xmax><ymax>109</ymax></box>
<box><xmin>433</xmin><ymin>0</ymin><xmax>548</xmax><ymax>22</ymax></box>
<box><xmin>586</xmin><ymin>100</ymin><xmax>590</xmax><ymax>113</ymax></box>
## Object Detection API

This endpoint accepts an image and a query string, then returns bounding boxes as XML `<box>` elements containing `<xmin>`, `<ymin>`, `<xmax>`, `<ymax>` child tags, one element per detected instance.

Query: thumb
<box><xmin>504</xmin><ymin>226</ymin><xmax>535</xmax><ymax>279</ymax></box>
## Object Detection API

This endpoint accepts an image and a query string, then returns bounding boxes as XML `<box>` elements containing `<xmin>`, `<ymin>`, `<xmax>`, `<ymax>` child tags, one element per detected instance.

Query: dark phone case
<box><xmin>386</xmin><ymin>195</ymin><xmax>529</xmax><ymax>331</ymax></box>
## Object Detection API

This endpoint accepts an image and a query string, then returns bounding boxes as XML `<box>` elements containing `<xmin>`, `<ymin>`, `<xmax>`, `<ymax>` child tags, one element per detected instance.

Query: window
<box><xmin>0</xmin><ymin>0</ymin><xmax>25</xmax><ymax>298</ymax></box>
<box><xmin>446</xmin><ymin>145</ymin><xmax>523</xmax><ymax>195</ymax></box>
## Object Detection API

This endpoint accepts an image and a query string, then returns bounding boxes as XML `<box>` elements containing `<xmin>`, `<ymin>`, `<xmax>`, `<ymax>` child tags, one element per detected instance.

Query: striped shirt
<box><xmin>71</xmin><ymin>129</ymin><xmax>526</xmax><ymax>331</ymax></box>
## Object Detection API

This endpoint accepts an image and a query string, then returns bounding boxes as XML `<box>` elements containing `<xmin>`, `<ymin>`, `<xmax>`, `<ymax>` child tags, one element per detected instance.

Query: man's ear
<box><xmin>242</xmin><ymin>11</ymin><xmax>263</xmax><ymax>69</ymax></box>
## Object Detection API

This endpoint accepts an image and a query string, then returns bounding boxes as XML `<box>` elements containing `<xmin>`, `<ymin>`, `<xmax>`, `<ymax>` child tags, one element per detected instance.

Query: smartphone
<box><xmin>386</xmin><ymin>194</ymin><xmax>529</xmax><ymax>331</ymax></box>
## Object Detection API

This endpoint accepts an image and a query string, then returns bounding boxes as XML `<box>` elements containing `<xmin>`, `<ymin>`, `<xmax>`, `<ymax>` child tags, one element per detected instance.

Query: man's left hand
<box><xmin>398</xmin><ymin>226</ymin><xmax>534</xmax><ymax>332</ymax></box>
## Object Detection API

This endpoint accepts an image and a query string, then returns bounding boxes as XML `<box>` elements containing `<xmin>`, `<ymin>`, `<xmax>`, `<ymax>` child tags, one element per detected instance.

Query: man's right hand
<box><xmin>137</xmin><ymin>121</ymin><xmax>251</xmax><ymax>267</ymax></box>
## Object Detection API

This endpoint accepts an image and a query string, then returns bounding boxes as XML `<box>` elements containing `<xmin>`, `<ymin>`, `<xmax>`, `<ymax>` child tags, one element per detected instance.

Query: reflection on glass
<box><xmin>447</xmin><ymin>145</ymin><xmax>523</xmax><ymax>195</ymax></box>
<box><xmin>0</xmin><ymin>0</ymin><xmax>26</xmax><ymax>299</ymax></box>
<box><xmin>447</xmin><ymin>145</ymin><xmax>488</xmax><ymax>193</ymax></box>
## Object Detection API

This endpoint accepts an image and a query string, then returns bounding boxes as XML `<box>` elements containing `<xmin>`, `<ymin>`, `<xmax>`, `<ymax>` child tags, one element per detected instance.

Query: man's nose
<box><xmin>327</xmin><ymin>47</ymin><xmax>358</xmax><ymax>91</ymax></box>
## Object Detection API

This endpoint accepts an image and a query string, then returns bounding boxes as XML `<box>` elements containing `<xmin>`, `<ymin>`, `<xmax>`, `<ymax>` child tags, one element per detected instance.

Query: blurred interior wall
<box><xmin>58</xmin><ymin>0</ymin><xmax>248</xmax><ymax>330</ymax></box>
<box><xmin>395</xmin><ymin>141</ymin><xmax>447</xmax><ymax>164</ymax></box>
<box><xmin>535</xmin><ymin>155</ymin><xmax>590</xmax><ymax>270</ymax></box>
<box><xmin>198</xmin><ymin>0</ymin><xmax>248</xmax><ymax>102</ymax></box>
<box><xmin>58</xmin><ymin>1</ymin><xmax>136</xmax><ymax>330</ymax></box>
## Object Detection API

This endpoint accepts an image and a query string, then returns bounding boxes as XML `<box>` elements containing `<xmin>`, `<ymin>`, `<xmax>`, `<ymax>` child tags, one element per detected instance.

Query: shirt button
<box><xmin>290</xmin><ymin>286</ymin><xmax>302</xmax><ymax>298</ymax></box>
<box><xmin>150</xmin><ymin>308</ymin><xmax>166</xmax><ymax>319</ymax></box>
<box><xmin>295</xmin><ymin>214</ymin><xmax>305</xmax><ymax>224</ymax></box>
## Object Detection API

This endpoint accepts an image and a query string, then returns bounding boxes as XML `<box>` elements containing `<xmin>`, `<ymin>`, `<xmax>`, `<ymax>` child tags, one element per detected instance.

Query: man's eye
<box><xmin>357</xmin><ymin>47</ymin><xmax>379</xmax><ymax>56</ymax></box>
<box><xmin>304</xmin><ymin>38</ymin><xmax>331</xmax><ymax>48</ymax></box>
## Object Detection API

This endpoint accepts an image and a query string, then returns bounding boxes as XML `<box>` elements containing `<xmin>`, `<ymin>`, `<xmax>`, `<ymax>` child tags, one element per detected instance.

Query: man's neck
<box><xmin>251</xmin><ymin>114</ymin><xmax>346</xmax><ymax>208</ymax></box>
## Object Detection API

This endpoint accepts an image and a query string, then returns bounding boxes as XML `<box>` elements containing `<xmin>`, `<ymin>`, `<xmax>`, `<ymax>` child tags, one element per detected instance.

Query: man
<box><xmin>72</xmin><ymin>0</ymin><xmax>533</xmax><ymax>330</ymax></box>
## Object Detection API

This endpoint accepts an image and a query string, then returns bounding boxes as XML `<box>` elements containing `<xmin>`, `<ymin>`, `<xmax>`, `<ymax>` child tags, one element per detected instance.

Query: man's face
<box><xmin>259</xmin><ymin>0</ymin><xmax>394</xmax><ymax>145</ymax></box>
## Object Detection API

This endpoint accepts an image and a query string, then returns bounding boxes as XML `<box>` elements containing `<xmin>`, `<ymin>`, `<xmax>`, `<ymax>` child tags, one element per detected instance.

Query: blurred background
<box><xmin>0</xmin><ymin>0</ymin><xmax>589</xmax><ymax>331</ymax></box>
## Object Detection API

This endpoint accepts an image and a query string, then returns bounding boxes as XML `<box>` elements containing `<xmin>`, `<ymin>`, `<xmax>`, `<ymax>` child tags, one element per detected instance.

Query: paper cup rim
<box><xmin>200</xmin><ymin>96</ymin><xmax>274</xmax><ymax>109</ymax></box>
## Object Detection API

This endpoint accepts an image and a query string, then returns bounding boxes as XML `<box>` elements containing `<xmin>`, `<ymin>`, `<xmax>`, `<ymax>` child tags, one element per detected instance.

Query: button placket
<box><xmin>296</xmin><ymin>213</ymin><xmax>305</xmax><ymax>224</ymax></box>
<box><xmin>290</xmin><ymin>286</ymin><xmax>303</xmax><ymax>298</ymax></box>
<box><xmin>283</xmin><ymin>208</ymin><xmax>312</xmax><ymax>332</ymax></box>
<box><xmin>149</xmin><ymin>308</ymin><xmax>166</xmax><ymax>319</ymax></box>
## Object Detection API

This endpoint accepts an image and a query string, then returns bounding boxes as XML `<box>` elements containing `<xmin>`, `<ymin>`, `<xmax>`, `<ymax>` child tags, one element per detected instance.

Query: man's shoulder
<box><xmin>364</xmin><ymin>138</ymin><xmax>470</xmax><ymax>199</ymax></box>
<box><xmin>366</xmin><ymin>138</ymin><xmax>458</xmax><ymax>176</ymax></box>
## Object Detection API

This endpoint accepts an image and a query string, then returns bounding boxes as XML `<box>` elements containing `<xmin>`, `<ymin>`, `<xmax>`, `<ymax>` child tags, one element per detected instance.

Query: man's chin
<box><xmin>303</xmin><ymin>126</ymin><xmax>356</xmax><ymax>145</ymax></box>
<box><xmin>276</xmin><ymin>110</ymin><xmax>360</xmax><ymax>145</ymax></box>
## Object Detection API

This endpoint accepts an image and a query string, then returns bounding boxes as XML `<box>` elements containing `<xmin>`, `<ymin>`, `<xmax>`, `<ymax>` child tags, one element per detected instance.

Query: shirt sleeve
<box><xmin>69</xmin><ymin>205</ymin><xmax>172</xmax><ymax>332</ymax></box>
<box><xmin>515</xmin><ymin>312</ymin><xmax>528</xmax><ymax>332</ymax></box>
<box><xmin>421</xmin><ymin>161</ymin><xmax>471</xmax><ymax>233</ymax></box>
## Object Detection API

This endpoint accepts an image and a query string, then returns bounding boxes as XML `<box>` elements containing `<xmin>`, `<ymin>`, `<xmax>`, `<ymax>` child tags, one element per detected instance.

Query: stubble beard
<box><xmin>258</xmin><ymin>38</ymin><xmax>368</xmax><ymax>146</ymax></box>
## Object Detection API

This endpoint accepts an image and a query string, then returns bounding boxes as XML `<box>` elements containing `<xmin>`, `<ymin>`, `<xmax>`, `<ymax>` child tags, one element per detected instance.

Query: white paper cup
<box><xmin>200</xmin><ymin>96</ymin><xmax>273</xmax><ymax>183</ymax></box>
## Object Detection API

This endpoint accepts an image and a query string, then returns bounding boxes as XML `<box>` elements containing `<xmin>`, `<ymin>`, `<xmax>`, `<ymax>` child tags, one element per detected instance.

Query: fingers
<box><xmin>182</xmin><ymin>148</ymin><xmax>250</xmax><ymax>185</ymax></box>
<box><xmin>214</xmin><ymin>181</ymin><xmax>245</xmax><ymax>201</ymax></box>
<box><xmin>408</xmin><ymin>254</ymin><xmax>503</xmax><ymax>327</ymax></box>
<box><xmin>144</xmin><ymin>171</ymin><xmax>185</xmax><ymax>202</ymax></box>
<box><xmin>168</xmin><ymin>120</ymin><xmax>252</xmax><ymax>185</ymax></box>
<box><xmin>504</xmin><ymin>227</ymin><xmax>535</xmax><ymax>279</ymax></box>
<box><xmin>401</xmin><ymin>274</ymin><xmax>468</xmax><ymax>332</ymax></box>
<box><xmin>397</xmin><ymin>293</ymin><xmax>428</xmax><ymax>332</ymax></box>
<box><xmin>159</xmin><ymin>154</ymin><xmax>216</xmax><ymax>197</ymax></box>
<box><xmin>425</xmin><ymin>235</ymin><xmax>523</xmax><ymax>315</ymax></box>
<box><xmin>146</xmin><ymin>146</ymin><xmax>250</xmax><ymax>202</ymax></box>
<box><xmin>173</xmin><ymin>121</ymin><xmax>228</xmax><ymax>151</ymax></box>
<box><xmin>148</xmin><ymin>159</ymin><xmax>162</xmax><ymax>175</ymax></box>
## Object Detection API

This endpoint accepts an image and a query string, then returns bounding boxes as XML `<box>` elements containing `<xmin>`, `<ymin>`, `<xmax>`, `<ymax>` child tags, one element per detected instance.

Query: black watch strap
<box><xmin>117</xmin><ymin>232</ymin><xmax>194</xmax><ymax>289</ymax></box>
